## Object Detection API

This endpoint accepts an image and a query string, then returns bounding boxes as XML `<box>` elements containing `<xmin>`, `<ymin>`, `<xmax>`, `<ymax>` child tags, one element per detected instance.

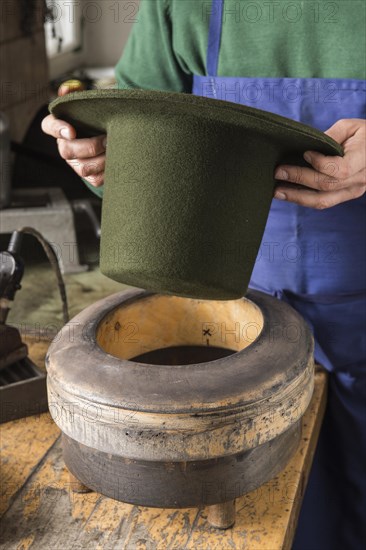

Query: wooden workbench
<box><xmin>0</xmin><ymin>339</ymin><xmax>327</xmax><ymax>550</ymax></box>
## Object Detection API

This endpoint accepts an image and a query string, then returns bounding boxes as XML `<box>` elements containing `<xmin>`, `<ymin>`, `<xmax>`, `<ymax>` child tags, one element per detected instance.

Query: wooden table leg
<box><xmin>206</xmin><ymin>499</ymin><xmax>236</xmax><ymax>529</ymax></box>
<box><xmin>68</xmin><ymin>470</ymin><xmax>92</xmax><ymax>493</ymax></box>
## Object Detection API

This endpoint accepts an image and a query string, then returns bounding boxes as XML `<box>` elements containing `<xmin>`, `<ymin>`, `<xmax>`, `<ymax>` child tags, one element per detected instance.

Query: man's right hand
<box><xmin>41</xmin><ymin>105</ymin><xmax>106</xmax><ymax>188</ymax></box>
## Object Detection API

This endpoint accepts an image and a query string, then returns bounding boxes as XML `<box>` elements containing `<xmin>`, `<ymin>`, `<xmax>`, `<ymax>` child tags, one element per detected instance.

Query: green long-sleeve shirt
<box><xmin>86</xmin><ymin>0</ymin><xmax>365</xmax><ymax>197</ymax></box>
<box><xmin>116</xmin><ymin>0</ymin><xmax>365</xmax><ymax>90</ymax></box>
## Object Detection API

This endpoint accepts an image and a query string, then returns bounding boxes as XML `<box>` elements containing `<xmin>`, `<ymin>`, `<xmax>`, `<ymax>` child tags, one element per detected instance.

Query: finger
<box><xmin>274</xmin><ymin>164</ymin><xmax>365</xmax><ymax>192</ymax></box>
<box><xmin>66</xmin><ymin>154</ymin><xmax>105</xmax><ymax>178</ymax></box>
<box><xmin>303</xmin><ymin>149</ymin><xmax>365</xmax><ymax>181</ymax></box>
<box><xmin>41</xmin><ymin>114</ymin><xmax>76</xmax><ymax>140</ymax></box>
<box><xmin>274</xmin><ymin>181</ymin><xmax>366</xmax><ymax>209</ymax></box>
<box><xmin>58</xmin><ymin>135</ymin><xmax>107</xmax><ymax>160</ymax></box>
<box><xmin>84</xmin><ymin>172</ymin><xmax>105</xmax><ymax>187</ymax></box>
<box><xmin>303</xmin><ymin>120</ymin><xmax>366</xmax><ymax>178</ymax></box>
<box><xmin>324</xmin><ymin>118</ymin><xmax>363</xmax><ymax>145</ymax></box>
<box><xmin>303</xmin><ymin>151</ymin><xmax>345</xmax><ymax>179</ymax></box>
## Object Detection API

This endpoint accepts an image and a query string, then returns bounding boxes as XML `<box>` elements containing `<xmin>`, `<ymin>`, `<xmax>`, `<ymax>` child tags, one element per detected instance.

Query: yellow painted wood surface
<box><xmin>0</xmin><ymin>339</ymin><xmax>58</xmax><ymax>517</ymax></box>
<box><xmin>0</xmin><ymin>339</ymin><xmax>327</xmax><ymax>549</ymax></box>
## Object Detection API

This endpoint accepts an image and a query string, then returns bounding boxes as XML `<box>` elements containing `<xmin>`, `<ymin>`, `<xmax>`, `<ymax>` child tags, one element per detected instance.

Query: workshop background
<box><xmin>0</xmin><ymin>0</ymin><xmax>137</xmax><ymax>334</ymax></box>
<box><xmin>0</xmin><ymin>2</ymin><xmax>331</xmax><ymax>549</ymax></box>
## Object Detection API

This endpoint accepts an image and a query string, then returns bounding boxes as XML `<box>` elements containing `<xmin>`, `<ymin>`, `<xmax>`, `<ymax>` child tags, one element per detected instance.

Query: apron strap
<box><xmin>207</xmin><ymin>0</ymin><xmax>224</xmax><ymax>77</ymax></box>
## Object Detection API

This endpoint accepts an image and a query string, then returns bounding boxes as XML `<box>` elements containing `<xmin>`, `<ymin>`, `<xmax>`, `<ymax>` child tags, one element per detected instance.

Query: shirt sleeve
<box><xmin>115</xmin><ymin>0</ymin><xmax>192</xmax><ymax>93</ymax></box>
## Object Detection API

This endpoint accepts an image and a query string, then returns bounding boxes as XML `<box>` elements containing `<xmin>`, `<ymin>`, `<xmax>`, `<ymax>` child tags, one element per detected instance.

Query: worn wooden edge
<box><xmin>282</xmin><ymin>369</ymin><xmax>328</xmax><ymax>550</ymax></box>
<box><xmin>47</xmin><ymin>363</ymin><xmax>313</xmax><ymax>462</ymax></box>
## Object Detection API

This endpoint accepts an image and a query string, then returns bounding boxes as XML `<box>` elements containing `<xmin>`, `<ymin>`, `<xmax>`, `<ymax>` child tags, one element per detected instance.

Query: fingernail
<box><xmin>275</xmin><ymin>169</ymin><xmax>289</xmax><ymax>180</ymax></box>
<box><xmin>60</xmin><ymin>127</ymin><xmax>72</xmax><ymax>139</ymax></box>
<box><xmin>102</xmin><ymin>137</ymin><xmax>107</xmax><ymax>149</ymax></box>
<box><xmin>304</xmin><ymin>152</ymin><xmax>312</xmax><ymax>163</ymax></box>
<box><xmin>275</xmin><ymin>191</ymin><xmax>287</xmax><ymax>201</ymax></box>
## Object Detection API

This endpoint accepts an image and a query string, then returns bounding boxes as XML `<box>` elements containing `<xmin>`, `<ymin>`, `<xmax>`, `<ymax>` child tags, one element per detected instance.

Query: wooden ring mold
<box><xmin>46</xmin><ymin>289</ymin><xmax>314</xmax><ymax>528</ymax></box>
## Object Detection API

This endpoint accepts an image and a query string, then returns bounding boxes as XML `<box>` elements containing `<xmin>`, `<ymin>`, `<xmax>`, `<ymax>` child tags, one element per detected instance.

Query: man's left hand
<box><xmin>274</xmin><ymin>118</ymin><xmax>366</xmax><ymax>209</ymax></box>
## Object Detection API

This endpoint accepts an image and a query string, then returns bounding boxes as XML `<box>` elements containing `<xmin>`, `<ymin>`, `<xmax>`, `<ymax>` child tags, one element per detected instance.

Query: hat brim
<box><xmin>50</xmin><ymin>88</ymin><xmax>342</xmax><ymax>157</ymax></box>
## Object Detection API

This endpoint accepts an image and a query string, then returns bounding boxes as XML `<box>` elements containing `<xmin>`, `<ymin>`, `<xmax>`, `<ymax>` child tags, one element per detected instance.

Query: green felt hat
<box><xmin>50</xmin><ymin>89</ymin><xmax>342</xmax><ymax>300</ymax></box>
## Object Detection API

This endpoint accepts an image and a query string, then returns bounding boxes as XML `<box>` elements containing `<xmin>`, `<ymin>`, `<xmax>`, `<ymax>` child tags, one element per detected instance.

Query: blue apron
<box><xmin>193</xmin><ymin>2</ymin><xmax>366</xmax><ymax>549</ymax></box>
